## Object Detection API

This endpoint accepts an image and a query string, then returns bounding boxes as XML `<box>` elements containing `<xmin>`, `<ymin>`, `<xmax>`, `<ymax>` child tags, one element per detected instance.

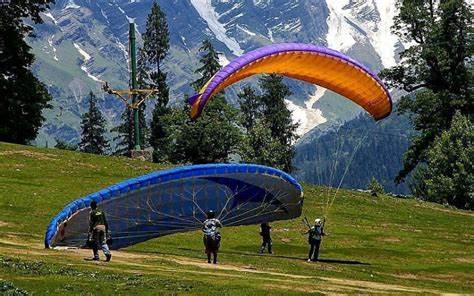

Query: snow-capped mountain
<box><xmin>30</xmin><ymin>0</ymin><xmax>401</xmax><ymax>145</ymax></box>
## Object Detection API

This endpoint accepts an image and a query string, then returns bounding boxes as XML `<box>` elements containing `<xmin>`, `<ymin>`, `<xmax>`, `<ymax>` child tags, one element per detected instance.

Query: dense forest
<box><xmin>294</xmin><ymin>111</ymin><xmax>414</xmax><ymax>194</ymax></box>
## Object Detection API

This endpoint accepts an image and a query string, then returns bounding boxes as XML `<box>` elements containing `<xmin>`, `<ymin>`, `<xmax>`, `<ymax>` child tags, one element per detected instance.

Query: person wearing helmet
<box><xmin>259</xmin><ymin>222</ymin><xmax>272</xmax><ymax>254</ymax></box>
<box><xmin>202</xmin><ymin>210</ymin><xmax>222</xmax><ymax>264</ymax></box>
<box><xmin>306</xmin><ymin>218</ymin><xmax>325</xmax><ymax>262</ymax></box>
<box><xmin>87</xmin><ymin>200</ymin><xmax>111</xmax><ymax>262</ymax></box>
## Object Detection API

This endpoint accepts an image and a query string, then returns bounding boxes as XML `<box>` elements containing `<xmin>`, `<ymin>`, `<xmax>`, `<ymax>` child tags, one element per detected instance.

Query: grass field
<box><xmin>0</xmin><ymin>142</ymin><xmax>473</xmax><ymax>295</ymax></box>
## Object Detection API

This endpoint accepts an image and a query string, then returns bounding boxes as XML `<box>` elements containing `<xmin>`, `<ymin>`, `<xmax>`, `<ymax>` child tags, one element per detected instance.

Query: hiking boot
<box><xmin>105</xmin><ymin>254</ymin><xmax>112</xmax><ymax>262</ymax></box>
<box><xmin>84</xmin><ymin>257</ymin><xmax>99</xmax><ymax>261</ymax></box>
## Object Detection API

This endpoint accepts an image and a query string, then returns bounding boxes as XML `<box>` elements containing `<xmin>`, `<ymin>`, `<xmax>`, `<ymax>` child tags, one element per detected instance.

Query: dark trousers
<box><xmin>92</xmin><ymin>228</ymin><xmax>110</xmax><ymax>259</ymax></box>
<box><xmin>308</xmin><ymin>240</ymin><xmax>321</xmax><ymax>261</ymax></box>
<box><xmin>203</xmin><ymin>235</ymin><xmax>220</xmax><ymax>264</ymax></box>
<box><xmin>260</xmin><ymin>238</ymin><xmax>272</xmax><ymax>253</ymax></box>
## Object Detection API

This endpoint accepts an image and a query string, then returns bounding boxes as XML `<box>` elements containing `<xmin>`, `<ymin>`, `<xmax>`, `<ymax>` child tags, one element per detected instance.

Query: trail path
<box><xmin>0</xmin><ymin>236</ymin><xmax>462</xmax><ymax>295</ymax></box>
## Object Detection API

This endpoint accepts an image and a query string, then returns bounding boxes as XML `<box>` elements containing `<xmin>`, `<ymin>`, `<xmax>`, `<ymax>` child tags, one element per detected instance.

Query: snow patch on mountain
<box><xmin>42</xmin><ymin>12</ymin><xmax>58</xmax><ymax>25</ymax></box>
<box><xmin>326</xmin><ymin>0</ymin><xmax>356</xmax><ymax>51</ymax></box>
<box><xmin>237</xmin><ymin>25</ymin><xmax>256</xmax><ymax>36</ymax></box>
<box><xmin>267</xmin><ymin>28</ymin><xmax>275</xmax><ymax>42</ymax></box>
<box><xmin>73</xmin><ymin>43</ymin><xmax>91</xmax><ymax>61</ymax></box>
<box><xmin>114</xmin><ymin>38</ymin><xmax>129</xmax><ymax>67</ymax></box>
<box><xmin>218</xmin><ymin>54</ymin><xmax>231</xmax><ymax>66</ymax></box>
<box><xmin>305</xmin><ymin>86</ymin><xmax>326</xmax><ymax>109</ymax></box>
<box><xmin>286</xmin><ymin>98</ymin><xmax>327</xmax><ymax>137</ymax></box>
<box><xmin>48</xmin><ymin>35</ymin><xmax>59</xmax><ymax>61</ymax></box>
<box><xmin>371</xmin><ymin>1</ymin><xmax>398</xmax><ymax>67</ymax></box>
<box><xmin>73</xmin><ymin>43</ymin><xmax>102</xmax><ymax>82</ymax></box>
<box><xmin>100</xmin><ymin>7</ymin><xmax>110</xmax><ymax>24</ymax></box>
<box><xmin>116</xmin><ymin>4</ymin><xmax>136</xmax><ymax>25</ymax></box>
<box><xmin>190</xmin><ymin>0</ymin><xmax>244</xmax><ymax>56</ymax></box>
<box><xmin>65</xmin><ymin>0</ymin><xmax>80</xmax><ymax>9</ymax></box>
<box><xmin>220</xmin><ymin>2</ymin><xmax>244</xmax><ymax>18</ymax></box>
<box><xmin>253</xmin><ymin>0</ymin><xmax>270</xmax><ymax>9</ymax></box>
<box><xmin>326</xmin><ymin>0</ymin><xmax>398</xmax><ymax>68</ymax></box>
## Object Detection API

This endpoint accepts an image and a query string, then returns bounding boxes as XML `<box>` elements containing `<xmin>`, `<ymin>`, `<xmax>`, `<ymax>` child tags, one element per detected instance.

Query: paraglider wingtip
<box><xmin>188</xmin><ymin>94</ymin><xmax>200</xmax><ymax>105</ymax></box>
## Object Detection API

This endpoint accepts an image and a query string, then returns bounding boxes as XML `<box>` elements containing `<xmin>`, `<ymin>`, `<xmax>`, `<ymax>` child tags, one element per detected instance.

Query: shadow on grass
<box><xmin>174</xmin><ymin>247</ymin><xmax>370</xmax><ymax>265</ymax></box>
<box><xmin>316</xmin><ymin>258</ymin><xmax>370</xmax><ymax>265</ymax></box>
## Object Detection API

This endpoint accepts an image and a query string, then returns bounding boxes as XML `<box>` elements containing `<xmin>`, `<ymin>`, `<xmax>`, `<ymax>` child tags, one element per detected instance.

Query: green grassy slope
<box><xmin>0</xmin><ymin>142</ymin><xmax>472</xmax><ymax>295</ymax></box>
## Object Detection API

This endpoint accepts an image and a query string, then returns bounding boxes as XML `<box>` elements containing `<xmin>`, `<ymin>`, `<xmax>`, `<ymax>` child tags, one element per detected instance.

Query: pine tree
<box><xmin>380</xmin><ymin>0</ymin><xmax>473</xmax><ymax>183</ymax></box>
<box><xmin>54</xmin><ymin>139</ymin><xmax>78</xmax><ymax>151</ymax></box>
<box><xmin>0</xmin><ymin>0</ymin><xmax>53</xmax><ymax>144</ymax></box>
<box><xmin>141</xmin><ymin>2</ymin><xmax>171</xmax><ymax>161</ymax></box>
<box><xmin>79</xmin><ymin>92</ymin><xmax>109</xmax><ymax>155</ymax></box>
<box><xmin>258</xmin><ymin>75</ymin><xmax>298</xmax><ymax>173</ymax></box>
<box><xmin>238</xmin><ymin>86</ymin><xmax>261</xmax><ymax>132</ymax></box>
<box><xmin>111</xmin><ymin>108</ymin><xmax>134</xmax><ymax>156</ymax></box>
<box><xmin>165</xmin><ymin>40</ymin><xmax>242</xmax><ymax>164</ymax></box>
<box><xmin>191</xmin><ymin>39</ymin><xmax>221</xmax><ymax>91</ymax></box>
<box><xmin>142</xmin><ymin>2</ymin><xmax>169</xmax><ymax>74</ymax></box>
<box><xmin>367</xmin><ymin>177</ymin><xmax>385</xmax><ymax>196</ymax></box>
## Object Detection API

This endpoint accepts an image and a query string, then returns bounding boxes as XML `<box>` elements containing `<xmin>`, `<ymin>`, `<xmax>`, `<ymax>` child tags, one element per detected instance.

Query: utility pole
<box><xmin>129</xmin><ymin>22</ymin><xmax>140</xmax><ymax>150</ymax></box>
<box><xmin>103</xmin><ymin>22</ymin><xmax>157</xmax><ymax>157</ymax></box>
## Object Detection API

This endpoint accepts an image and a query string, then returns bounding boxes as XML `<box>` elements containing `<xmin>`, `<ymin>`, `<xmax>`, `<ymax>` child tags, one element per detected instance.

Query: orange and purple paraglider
<box><xmin>189</xmin><ymin>43</ymin><xmax>392</xmax><ymax>120</ymax></box>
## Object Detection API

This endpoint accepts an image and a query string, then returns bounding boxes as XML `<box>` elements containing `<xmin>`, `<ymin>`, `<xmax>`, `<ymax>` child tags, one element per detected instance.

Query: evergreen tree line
<box><xmin>294</xmin><ymin>111</ymin><xmax>414</xmax><ymax>194</ymax></box>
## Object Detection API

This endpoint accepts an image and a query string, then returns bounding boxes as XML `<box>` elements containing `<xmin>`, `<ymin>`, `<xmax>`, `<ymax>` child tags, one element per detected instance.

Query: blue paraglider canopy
<box><xmin>45</xmin><ymin>164</ymin><xmax>303</xmax><ymax>249</ymax></box>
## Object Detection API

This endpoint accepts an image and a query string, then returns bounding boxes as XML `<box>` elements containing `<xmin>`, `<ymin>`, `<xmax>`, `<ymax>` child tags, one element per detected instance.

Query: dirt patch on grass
<box><xmin>414</xmin><ymin>203</ymin><xmax>474</xmax><ymax>217</ymax></box>
<box><xmin>454</xmin><ymin>257</ymin><xmax>474</xmax><ymax>264</ymax></box>
<box><xmin>0</xmin><ymin>221</ymin><xmax>9</xmax><ymax>227</ymax></box>
<box><xmin>0</xmin><ymin>150</ymin><xmax>58</xmax><ymax>161</ymax></box>
<box><xmin>320</xmin><ymin>277</ymin><xmax>443</xmax><ymax>294</ymax></box>
<box><xmin>168</xmin><ymin>256</ymin><xmax>313</xmax><ymax>279</ymax></box>
<box><xmin>376</xmin><ymin>237</ymin><xmax>401</xmax><ymax>243</ymax></box>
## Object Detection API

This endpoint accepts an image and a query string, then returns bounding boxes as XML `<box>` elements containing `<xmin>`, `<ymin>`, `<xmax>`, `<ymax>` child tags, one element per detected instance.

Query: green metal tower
<box><xmin>103</xmin><ymin>22</ymin><xmax>157</xmax><ymax>155</ymax></box>
<box><xmin>129</xmin><ymin>22</ymin><xmax>140</xmax><ymax>150</ymax></box>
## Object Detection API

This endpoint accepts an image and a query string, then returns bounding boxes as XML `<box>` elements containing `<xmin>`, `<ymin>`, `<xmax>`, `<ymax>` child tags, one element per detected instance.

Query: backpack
<box><xmin>308</xmin><ymin>226</ymin><xmax>322</xmax><ymax>242</ymax></box>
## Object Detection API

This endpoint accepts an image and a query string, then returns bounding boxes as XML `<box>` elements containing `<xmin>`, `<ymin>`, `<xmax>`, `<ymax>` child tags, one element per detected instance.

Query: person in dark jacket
<box><xmin>88</xmin><ymin>200</ymin><xmax>111</xmax><ymax>262</ymax></box>
<box><xmin>306</xmin><ymin>218</ymin><xmax>325</xmax><ymax>262</ymax></box>
<box><xmin>259</xmin><ymin>222</ymin><xmax>272</xmax><ymax>254</ymax></box>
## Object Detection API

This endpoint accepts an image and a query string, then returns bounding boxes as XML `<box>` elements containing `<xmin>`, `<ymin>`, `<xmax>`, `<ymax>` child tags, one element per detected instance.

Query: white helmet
<box><xmin>315</xmin><ymin>218</ymin><xmax>321</xmax><ymax>225</ymax></box>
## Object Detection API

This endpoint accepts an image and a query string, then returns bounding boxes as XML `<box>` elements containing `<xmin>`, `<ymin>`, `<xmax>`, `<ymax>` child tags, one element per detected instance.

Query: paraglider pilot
<box><xmin>202</xmin><ymin>210</ymin><xmax>222</xmax><ymax>264</ymax></box>
<box><xmin>88</xmin><ymin>200</ymin><xmax>111</xmax><ymax>262</ymax></box>
<box><xmin>306</xmin><ymin>218</ymin><xmax>325</xmax><ymax>262</ymax></box>
<box><xmin>259</xmin><ymin>222</ymin><xmax>272</xmax><ymax>254</ymax></box>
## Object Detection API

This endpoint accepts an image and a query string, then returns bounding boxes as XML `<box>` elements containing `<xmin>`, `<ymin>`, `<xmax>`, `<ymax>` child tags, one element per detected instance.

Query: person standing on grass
<box><xmin>202</xmin><ymin>210</ymin><xmax>222</xmax><ymax>264</ymax></box>
<box><xmin>87</xmin><ymin>200</ymin><xmax>112</xmax><ymax>262</ymax></box>
<box><xmin>307</xmin><ymin>218</ymin><xmax>325</xmax><ymax>262</ymax></box>
<box><xmin>259</xmin><ymin>222</ymin><xmax>272</xmax><ymax>254</ymax></box>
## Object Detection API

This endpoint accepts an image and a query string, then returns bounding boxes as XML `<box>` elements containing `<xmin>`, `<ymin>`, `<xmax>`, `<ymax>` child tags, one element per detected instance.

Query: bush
<box><xmin>425</xmin><ymin>112</ymin><xmax>473</xmax><ymax>210</ymax></box>
<box><xmin>367</xmin><ymin>177</ymin><xmax>385</xmax><ymax>196</ymax></box>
